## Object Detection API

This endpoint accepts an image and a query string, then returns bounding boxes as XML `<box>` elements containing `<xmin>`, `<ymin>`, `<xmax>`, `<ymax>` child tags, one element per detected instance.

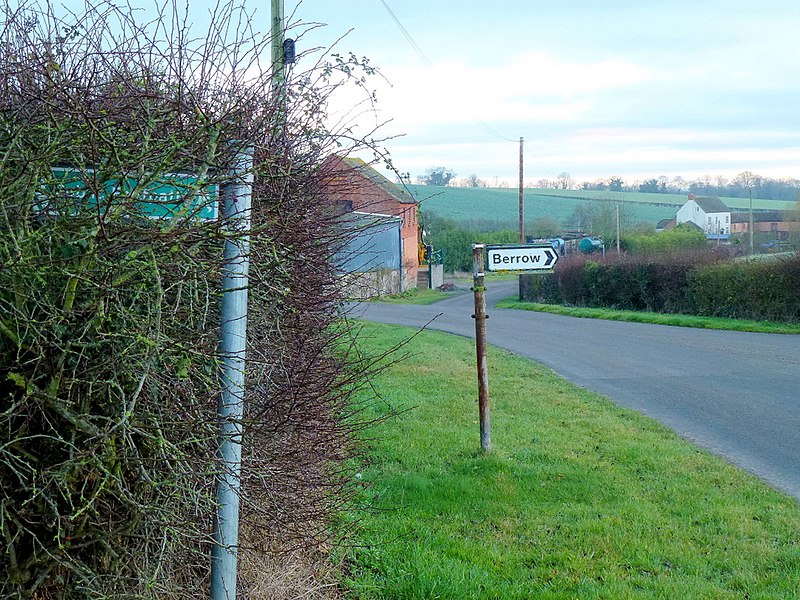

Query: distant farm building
<box><xmin>321</xmin><ymin>156</ymin><xmax>420</xmax><ymax>297</ymax></box>
<box><xmin>730</xmin><ymin>210</ymin><xmax>800</xmax><ymax>239</ymax></box>
<box><xmin>676</xmin><ymin>194</ymin><xmax>731</xmax><ymax>240</ymax></box>
<box><xmin>655</xmin><ymin>218</ymin><xmax>677</xmax><ymax>232</ymax></box>
<box><xmin>335</xmin><ymin>212</ymin><xmax>403</xmax><ymax>298</ymax></box>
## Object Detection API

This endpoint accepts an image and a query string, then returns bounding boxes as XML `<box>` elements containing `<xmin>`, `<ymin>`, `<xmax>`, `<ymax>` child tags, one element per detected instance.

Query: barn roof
<box><xmin>341</xmin><ymin>157</ymin><xmax>417</xmax><ymax>205</ymax></box>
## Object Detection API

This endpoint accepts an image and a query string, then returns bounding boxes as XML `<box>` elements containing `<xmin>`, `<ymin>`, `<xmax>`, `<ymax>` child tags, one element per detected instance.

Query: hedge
<box><xmin>521</xmin><ymin>252</ymin><xmax>800</xmax><ymax>323</ymax></box>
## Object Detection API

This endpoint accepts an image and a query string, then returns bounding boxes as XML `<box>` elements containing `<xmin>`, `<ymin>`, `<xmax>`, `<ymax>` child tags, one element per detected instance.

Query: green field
<box><xmin>528</xmin><ymin>188</ymin><xmax>793</xmax><ymax>211</ymax></box>
<box><xmin>340</xmin><ymin>322</ymin><xmax>800</xmax><ymax>599</ymax></box>
<box><xmin>407</xmin><ymin>185</ymin><xmax>794</xmax><ymax>230</ymax></box>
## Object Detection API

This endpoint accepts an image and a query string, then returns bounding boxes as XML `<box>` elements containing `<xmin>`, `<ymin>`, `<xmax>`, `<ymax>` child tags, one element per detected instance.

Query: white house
<box><xmin>676</xmin><ymin>195</ymin><xmax>731</xmax><ymax>239</ymax></box>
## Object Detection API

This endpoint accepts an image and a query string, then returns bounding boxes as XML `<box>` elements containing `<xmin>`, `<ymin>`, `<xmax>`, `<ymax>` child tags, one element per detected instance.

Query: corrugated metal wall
<box><xmin>336</xmin><ymin>213</ymin><xmax>402</xmax><ymax>273</ymax></box>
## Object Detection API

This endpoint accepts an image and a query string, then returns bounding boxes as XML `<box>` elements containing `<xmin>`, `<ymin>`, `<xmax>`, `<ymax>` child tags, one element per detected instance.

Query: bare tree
<box><xmin>557</xmin><ymin>172</ymin><xmax>575</xmax><ymax>189</ymax></box>
<box><xmin>420</xmin><ymin>166</ymin><xmax>457</xmax><ymax>186</ymax></box>
<box><xmin>670</xmin><ymin>176</ymin><xmax>687</xmax><ymax>193</ymax></box>
<box><xmin>462</xmin><ymin>173</ymin><xmax>485</xmax><ymax>188</ymax></box>
<box><xmin>733</xmin><ymin>170</ymin><xmax>761</xmax><ymax>189</ymax></box>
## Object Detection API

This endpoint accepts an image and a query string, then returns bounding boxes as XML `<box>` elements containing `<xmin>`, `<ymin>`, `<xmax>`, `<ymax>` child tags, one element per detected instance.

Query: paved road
<box><xmin>348</xmin><ymin>281</ymin><xmax>800</xmax><ymax>501</ymax></box>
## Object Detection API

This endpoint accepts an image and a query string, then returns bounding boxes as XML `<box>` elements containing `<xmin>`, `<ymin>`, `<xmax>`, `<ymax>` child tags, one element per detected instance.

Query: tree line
<box><xmin>411</xmin><ymin>167</ymin><xmax>800</xmax><ymax>201</ymax></box>
<box><xmin>576</xmin><ymin>171</ymin><xmax>800</xmax><ymax>201</ymax></box>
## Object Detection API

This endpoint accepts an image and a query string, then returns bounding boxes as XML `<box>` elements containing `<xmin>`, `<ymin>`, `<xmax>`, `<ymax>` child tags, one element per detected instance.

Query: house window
<box><xmin>772</xmin><ymin>223</ymin><xmax>778</xmax><ymax>232</ymax></box>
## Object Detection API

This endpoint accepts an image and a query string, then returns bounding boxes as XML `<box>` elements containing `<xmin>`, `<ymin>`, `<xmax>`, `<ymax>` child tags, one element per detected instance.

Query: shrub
<box><xmin>0</xmin><ymin>3</ymin><xmax>381</xmax><ymax>597</ymax></box>
<box><xmin>519</xmin><ymin>250</ymin><xmax>800</xmax><ymax>322</ymax></box>
<box><xmin>429</xmin><ymin>227</ymin><xmax>521</xmax><ymax>273</ymax></box>
<box><xmin>690</xmin><ymin>257</ymin><xmax>800</xmax><ymax>321</ymax></box>
<box><xmin>623</xmin><ymin>224</ymin><xmax>708</xmax><ymax>255</ymax></box>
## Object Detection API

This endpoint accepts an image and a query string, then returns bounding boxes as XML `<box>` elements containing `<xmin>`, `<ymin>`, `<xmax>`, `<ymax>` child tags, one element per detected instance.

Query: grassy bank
<box><xmin>496</xmin><ymin>298</ymin><xmax>800</xmax><ymax>335</ymax></box>
<box><xmin>340</xmin><ymin>322</ymin><xmax>800</xmax><ymax>598</ymax></box>
<box><xmin>369</xmin><ymin>287</ymin><xmax>459</xmax><ymax>305</ymax></box>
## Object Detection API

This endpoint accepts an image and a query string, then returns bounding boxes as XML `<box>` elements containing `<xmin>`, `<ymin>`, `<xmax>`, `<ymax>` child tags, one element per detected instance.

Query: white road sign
<box><xmin>486</xmin><ymin>244</ymin><xmax>558</xmax><ymax>271</ymax></box>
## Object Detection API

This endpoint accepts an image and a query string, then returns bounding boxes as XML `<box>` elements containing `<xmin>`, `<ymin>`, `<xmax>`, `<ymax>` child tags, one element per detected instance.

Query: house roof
<box><xmin>680</xmin><ymin>221</ymin><xmax>704</xmax><ymax>231</ymax></box>
<box><xmin>730</xmin><ymin>210</ymin><xmax>791</xmax><ymax>223</ymax></box>
<box><xmin>656</xmin><ymin>218</ymin><xmax>676</xmax><ymax>230</ymax></box>
<box><xmin>693</xmin><ymin>196</ymin><xmax>729</xmax><ymax>213</ymax></box>
<box><xmin>341</xmin><ymin>157</ymin><xmax>417</xmax><ymax>205</ymax></box>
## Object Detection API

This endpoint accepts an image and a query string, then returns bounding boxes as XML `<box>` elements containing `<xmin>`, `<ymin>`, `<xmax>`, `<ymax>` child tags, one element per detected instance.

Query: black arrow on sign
<box><xmin>543</xmin><ymin>248</ymin><xmax>557</xmax><ymax>267</ymax></box>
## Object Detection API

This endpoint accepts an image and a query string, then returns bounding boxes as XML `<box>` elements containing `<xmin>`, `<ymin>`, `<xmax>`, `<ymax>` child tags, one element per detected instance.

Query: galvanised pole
<box><xmin>211</xmin><ymin>148</ymin><xmax>253</xmax><ymax>600</ymax></box>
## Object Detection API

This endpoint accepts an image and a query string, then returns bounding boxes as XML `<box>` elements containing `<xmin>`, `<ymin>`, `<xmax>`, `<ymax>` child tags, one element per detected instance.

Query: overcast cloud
<box><xmin>291</xmin><ymin>0</ymin><xmax>800</xmax><ymax>184</ymax></box>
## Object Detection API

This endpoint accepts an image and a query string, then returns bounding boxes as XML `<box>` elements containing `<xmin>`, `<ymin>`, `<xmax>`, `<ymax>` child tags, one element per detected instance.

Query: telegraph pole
<box><xmin>749</xmin><ymin>188</ymin><xmax>754</xmax><ymax>255</ymax></box>
<box><xmin>518</xmin><ymin>137</ymin><xmax>524</xmax><ymax>243</ymax></box>
<box><xmin>518</xmin><ymin>137</ymin><xmax>527</xmax><ymax>300</ymax></box>
<box><xmin>271</xmin><ymin>0</ymin><xmax>285</xmax><ymax>87</ymax></box>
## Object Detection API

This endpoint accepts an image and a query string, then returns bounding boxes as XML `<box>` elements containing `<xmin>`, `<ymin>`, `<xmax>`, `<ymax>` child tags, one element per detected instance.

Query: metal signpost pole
<box><xmin>211</xmin><ymin>148</ymin><xmax>253</xmax><ymax>600</ymax></box>
<box><xmin>472</xmin><ymin>243</ymin><xmax>491</xmax><ymax>453</ymax></box>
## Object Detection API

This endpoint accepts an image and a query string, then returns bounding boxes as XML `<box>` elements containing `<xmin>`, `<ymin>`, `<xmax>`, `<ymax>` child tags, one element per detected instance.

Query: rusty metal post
<box><xmin>472</xmin><ymin>243</ymin><xmax>491</xmax><ymax>453</ymax></box>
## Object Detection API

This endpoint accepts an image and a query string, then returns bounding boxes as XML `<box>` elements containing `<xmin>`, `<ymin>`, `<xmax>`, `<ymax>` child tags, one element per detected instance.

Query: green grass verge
<box><xmin>495</xmin><ymin>298</ymin><xmax>800</xmax><ymax>335</ymax></box>
<box><xmin>339</xmin><ymin>322</ymin><xmax>800</xmax><ymax>599</ymax></box>
<box><xmin>370</xmin><ymin>287</ymin><xmax>461</xmax><ymax>305</ymax></box>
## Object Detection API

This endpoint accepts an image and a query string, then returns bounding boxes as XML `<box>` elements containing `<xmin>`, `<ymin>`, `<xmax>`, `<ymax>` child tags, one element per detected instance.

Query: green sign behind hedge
<box><xmin>39</xmin><ymin>167</ymin><xmax>219</xmax><ymax>221</ymax></box>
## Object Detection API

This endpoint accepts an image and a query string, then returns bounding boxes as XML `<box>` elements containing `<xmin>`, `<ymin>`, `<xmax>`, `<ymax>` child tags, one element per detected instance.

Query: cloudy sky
<box><xmin>285</xmin><ymin>0</ymin><xmax>800</xmax><ymax>185</ymax></box>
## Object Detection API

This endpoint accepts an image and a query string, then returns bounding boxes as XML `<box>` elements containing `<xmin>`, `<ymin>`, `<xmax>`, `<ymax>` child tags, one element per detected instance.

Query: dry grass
<box><xmin>238</xmin><ymin>526</ymin><xmax>342</xmax><ymax>600</ymax></box>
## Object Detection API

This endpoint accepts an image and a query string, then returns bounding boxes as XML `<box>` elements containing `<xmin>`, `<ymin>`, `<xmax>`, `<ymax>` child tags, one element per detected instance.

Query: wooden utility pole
<box><xmin>518</xmin><ymin>137</ymin><xmax>527</xmax><ymax>301</ymax></box>
<box><xmin>749</xmin><ymin>188</ymin><xmax>754</xmax><ymax>255</ymax></box>
<box><xmin>616</xmin><ymin>203</ymin><xmax>621</xmax><ymax>255</ymax></box>
<box><xmin>518</xmin><ymin>137</ymin><xmax>524</xmax><ymax>243</ymax></box>
<box><xmin>271</xmin><ymin>0</ymin><xmax>285</xmax><ymax>87</ymax></box>
<box><xmin>472</xmin><ymin>244</ymin><xmax>491</xmax><ymax>453</ymax></box>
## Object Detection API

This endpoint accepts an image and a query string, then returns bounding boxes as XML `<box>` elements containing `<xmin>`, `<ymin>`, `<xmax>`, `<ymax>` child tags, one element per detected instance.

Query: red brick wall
<box><xmin>323</xmin><ymin>157</ymin><xmax>419</xmax><ymax>289</ymax></box>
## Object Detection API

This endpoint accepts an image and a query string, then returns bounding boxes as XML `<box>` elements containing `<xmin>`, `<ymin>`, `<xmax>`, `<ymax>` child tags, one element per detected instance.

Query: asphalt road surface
<box><xmin>348</xmin><ymin>281</ymin><xmax>800</xmax><ymax>502</ymax></box>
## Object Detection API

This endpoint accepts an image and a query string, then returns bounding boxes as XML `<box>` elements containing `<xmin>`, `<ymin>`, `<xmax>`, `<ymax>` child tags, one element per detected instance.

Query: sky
<box><xmin>42</xmin><ymin>0</ymin><xmax>799</xmax><ymax>186</ymax></box>
<box><xmin>283</xmin><ymin>0</ymin><xmax>800</xmax><ymax>186</ymax></box>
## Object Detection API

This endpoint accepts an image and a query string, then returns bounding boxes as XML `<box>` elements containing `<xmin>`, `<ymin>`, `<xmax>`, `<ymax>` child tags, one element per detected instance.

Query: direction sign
<box><xmin>486</xmin><ymin>244</ymin><xmax>558</xmax><ymax>272</ymax></box>
<box><xmin>38</xmin><ymin>167</ymin><xmax>218</xmax><ymax>221</ymax></box>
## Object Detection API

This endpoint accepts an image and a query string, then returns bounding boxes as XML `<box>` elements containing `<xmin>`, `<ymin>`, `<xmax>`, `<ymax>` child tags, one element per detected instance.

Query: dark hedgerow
<box><xmin>0</xmin><ymin>2</ymin><xmax>386</xmax><ymax>598</ymax></box>
<box><xmin>690</xmin><ymin>257</ymin><xmax>800</xmax><ymax>321</ymax></box>
<box><xmin>522</xmin><ymin>250</ymin><xmax>800</xmax><ymax>323</ymax></box>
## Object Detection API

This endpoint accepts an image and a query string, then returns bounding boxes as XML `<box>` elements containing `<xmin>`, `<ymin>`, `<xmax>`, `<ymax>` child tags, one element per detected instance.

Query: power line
<box><xmin>377</xmin><ymin>0</ymin><xmax>517</xmax><ymax>145</ymax></box>
<box><xmin>378</xmin><ymin>0</ymin><xmax>432</xmax><ymax>67</ymax></box>
<box><xmin>477</xmin><ymin>119</ymin><xmax>517</xmax><ymax>144</ymax></box>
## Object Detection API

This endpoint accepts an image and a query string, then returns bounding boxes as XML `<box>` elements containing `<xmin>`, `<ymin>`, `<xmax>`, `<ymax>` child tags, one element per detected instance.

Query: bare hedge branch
<box><xmin>0</xmin><ymin>1</ymin><xmax>390</xmax><ymax>597</ymax></box>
